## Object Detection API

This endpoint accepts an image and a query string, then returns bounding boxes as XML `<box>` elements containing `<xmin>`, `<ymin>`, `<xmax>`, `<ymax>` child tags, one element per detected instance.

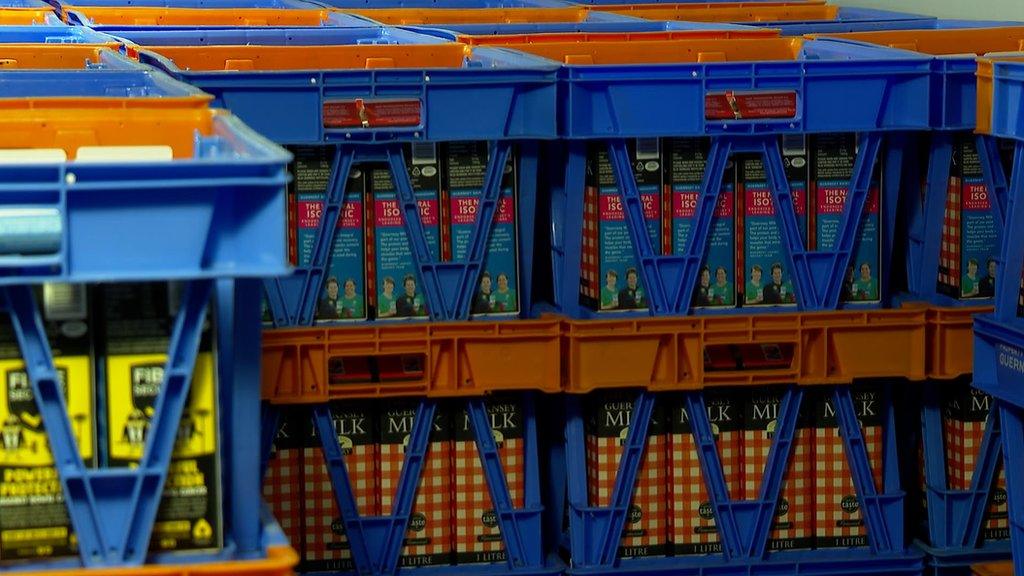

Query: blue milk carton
<box><xmin>739</xmin><ymin>149</ymin><xmax>807</xmax><ymax>308</ymax></box>
<box><xmin>369</xmin><ymin>144</ymin><xmax>442</xmax><ymax>320</ymax></box>
<box><xmin>291</xmin><ymin>146</ymin><xmax>368</xmax><ymax>322</ymax></box>
<box><xmin>812</xmin><ymin>134</ymin><xmax>881</xmax><ymax>304</ymax></box>
<box><xmin>667</xmin><ymin>138</ymin><xmax>737</xmax><ymax>309</ymax></box>
<box><xmin>445</xmin><ymin>141</ymin><xmax>520</xmax><ymax>317</ymax></box>
<box><xmin>580</xmin><ymin>139</ymin><xmax>662</xmax><ymax>313</ymax></box>
<box><xmin>937</xmin><ymin>135</ymin><xmax>999</xmax><ymax>300</ymax></box>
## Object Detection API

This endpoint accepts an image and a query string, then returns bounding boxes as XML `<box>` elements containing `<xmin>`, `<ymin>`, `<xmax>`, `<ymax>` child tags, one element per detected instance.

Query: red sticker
<box><xmin>324</xmin><ymin>98</ymin><xmax>422</xmax><ymax>129</ymax></box>
<box><xmin>705</xmin><ymin>91</ymin><xmax>798</xmax><ymax>121</ymax></box>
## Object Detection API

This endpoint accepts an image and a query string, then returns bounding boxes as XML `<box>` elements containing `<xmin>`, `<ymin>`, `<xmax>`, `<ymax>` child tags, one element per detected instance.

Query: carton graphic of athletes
<box><xmin>317</xmin><ymin>276</ymin><xmax>364</xmax><ymax>320</ymax></box>
<box><xmin>474</xmin><ymin>271</ymin><xmax>518</xmax><ymax>314</ymax></box>
<box><xmin>600</xmin><ymin>267</ymin><xmax>646</xmax><ymax>311</ymax></box>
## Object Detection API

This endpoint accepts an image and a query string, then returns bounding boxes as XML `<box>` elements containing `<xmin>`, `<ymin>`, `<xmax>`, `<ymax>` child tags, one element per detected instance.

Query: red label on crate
<box><xmin>323</xmin><ymin>98</ymin><xmax>422</xmax><ymax>129</ymax></box>
<box><xmin>705</xmin><ymin>91</ymin><xmax>798</xmax><ymax>120</ymax></box>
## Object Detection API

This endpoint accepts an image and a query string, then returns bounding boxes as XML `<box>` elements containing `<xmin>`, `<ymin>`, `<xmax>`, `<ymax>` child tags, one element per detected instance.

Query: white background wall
<box><xmin>834</xmin><ymin>0</ymin><xmax>1024</xmax><ymax>20</ymax></box>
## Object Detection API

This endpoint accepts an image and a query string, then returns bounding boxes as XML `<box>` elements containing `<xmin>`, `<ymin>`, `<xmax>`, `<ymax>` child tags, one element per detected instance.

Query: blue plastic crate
<box><xmin>261</xmin><ymin>394</ymin><xmax>560</xmax><ymax>576</ymax></box>
<box><xmin>972</xmin><ymin>51</ymin><xmax>1024</xmax><ymax>576</ymax></box>
<box><xmin>495</xmin><ymin>36</ymin><xmax>930</xmax><ymax>317</ymax></box>
<box><xmin>558</xmin><ymin>385</ymin><xmax>922</xmax><ymax>575</ymax></box>
<box><xmin>60</xmin><ymin>0</ymin><xmax>371</xmax><ymax>29</ymax></box>
<box><xmin>914</xmin><ymin>380</ymin><xmax>1012</xmax><ymax>574</ymax></box>
<box><xmin>814</xmin><ymin>25</ymin><xmax>1024</xmax><ymax>308</ymax></box>
<box><xmin>117</xmin><ymin>26</ymin><xmax>558</xmax><ymax>326</ymax></box>
<box><xmin>403</xmin><ymin>14</ymin><xmax>770</xmax><ymax>39</ymax></box>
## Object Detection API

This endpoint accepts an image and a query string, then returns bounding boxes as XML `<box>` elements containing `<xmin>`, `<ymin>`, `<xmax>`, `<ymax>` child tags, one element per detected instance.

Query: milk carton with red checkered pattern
<box><xmin>453</xmin><ymin>397</ymin><xmax>524</xmax><ymax>564</ymax></box>
<box><xmin>937</xmin><ymin>135</ymin><xmax>999</xmax><ymax>300</ymax></box>
<box><xmin>303</xmin><ymin>401</ymin><xmax>377</xmax><ymax>572</ymax></box>
<box><xmin>580</xmin><ymin>139</ymin><xmax>662</xmax><ymax>312</ymax></box>
<box><xmin>743</xmin><ymin>390</ymin><xmax>813</xmax><ymax>551</ymax></box>
<box><xmin>669</xmin><ymin>390</ymin><xmax>742</xmax><ymax>555</ymax></box>
<box><xmin>667</xmin><ymin>138</ymin><xmax>737</xmax><ymax>309</ymax></box>
<box><xmin>263</xmin><ymin>408</ymin><xmax>306</xmax><ymax>555</ymax></box>
<box><xmin>379</xmin><ymin>401</ymin><xmax>453</xmax><ymax>567</ymax></box>
<box><xmin>942</xmin><ymin>384</ymin><xmax>1008</xmax><ymax>541</ymax></box>
<box><xmin>813</xmin><ymin>386</ymin><xmax>885</xmax><ymax>548</ymax></box>
<box><xmin>811</xmin><ymin>134</ymin><xmax>881</xmax><ymax>304</ymax></box>
<box><xmin>585</xmin><ymin>391</ymin><xmax>668</xmax><ymax>558</ymax></box>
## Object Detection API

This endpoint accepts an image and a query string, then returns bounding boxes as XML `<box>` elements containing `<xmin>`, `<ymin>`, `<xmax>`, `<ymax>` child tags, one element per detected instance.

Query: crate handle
<box><xmin>697</xmin><ymin>51</ymin><xmax>727</xmax><ymax>63</ymax></box>
<box><xmin>364</xmin><ymin>57</ymin><xmax>396</xmax><ymax>69</ymax></box>
<box><xmin>564</xmin><ymin>54</ymin><xmax>593</xmax><ymax>65</ymax></box>
<box><xmin>0</xmin><ymin>208</ymin><xmax>61</xmax><ymax>256</ymax></box>
<box><xmin>0</xmin><ymin>58</ymin><xmax>17</xmax><ymax>68</ymax></box>
<box><xmin>225</xmin><ymin>59</ymin><xmax>254</xmax><ymax>71</ymax></box>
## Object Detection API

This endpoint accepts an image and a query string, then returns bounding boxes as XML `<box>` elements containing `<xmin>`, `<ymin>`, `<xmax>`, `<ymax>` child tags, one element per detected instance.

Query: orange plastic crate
<box><xmin>262</xmin><ymin>320</ymin><xmax>562</xmax><ymax>402</ymax></box>
<box><xmin>589</xmin><ymin>1</ymin><xmax>835</xmax><ymax>23</ymax></box>
<box><xmin>562</xmin><ymin>308</ymin><xmax>927</xmax><ymax>392</ymax></box>
<box><xmin>926</xmin><ymin>305</ymin><xmax>989</xmax><ymax>380</ymax></box>
<box><xmin>0</xmin><ymin>6</ymin><xmax>55</xmax><ymax>24</ymax></box>
<box><xmin>140</xmin><ymin>43</ymin><xmax>472</xmax><ymax>71</ymax></box>
<box><xmin>810</xmin><ymin>26</ymin><xmax>1024</xmax><ymax>55</ymax></box>
<box><xmin>333</xmin><ymin>5</ymin><xmax>586</xmax><ymax>25</ymax></box>
<box><xmin>66</xmin><ymin>5</ymin><xmax>338</xmax><ymax>26</ymax></box>
<box><xmin>978</xmin><ymin>54</ymin><xmax>1024</xmax><ymax>135</ymax></box>
<box><xmin>973</xmin><ymin>562</ymin><xmax>1014</xmax><ymax>576</ymax></box>
<box><xmin>455</xmin><ymin>28</ymin><xmax>778</xmax><ymax>46</ymax></box>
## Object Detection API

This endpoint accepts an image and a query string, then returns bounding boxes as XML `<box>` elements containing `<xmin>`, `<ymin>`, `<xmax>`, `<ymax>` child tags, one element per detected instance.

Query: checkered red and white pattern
<box><xmin>264</xmin><ymin>444</ymin><xmax>303</xmax><ymax>552</ymax></box>
<box><xmin>959</xmin><ymin>418</ymin><xmax>1009</xmax><ymax>535</ymax></box>
<box><xmin>743</xmin><ymin>426</ymin><xmax>812</xmax><ymax>544</ymax></box>
<box><xmin>380</xmin><ymin>438</ymin><xmax>452</xmax><ymax>560</ymax></box>
<box><xmin>585</xmin><ymin>431</ymin><xmax>668</xmax><ymax>553</ymax></box>
<box><xmin>453</xmin><ymin>436</ymin><xmax>524</xmax><ymax>559</ymax></box>
<box><xmin>814</xmin><ymin>423</ymin><xmax>883</xmax><ymax>543</ymax></box>
<box><xmin>303</xmin><ymin>444</ymin><xmax>377</xmax><ymax>565</ymax></box>
<box><xmin>669</xmin><ymin>428</ymin><xmax>741</xmax><ymax>550</ymax></box>
<box><xmin>944</xmin><ymin>413</ymin><xmax>966</xmax><ymax>490</ymax></box>
<box><xmin>939</xmin><ymin>177</ymin><xmax>961</xmax><ymax>290</ymax></box>
<box><xmin>581</xmin><ymin>184</ymin><xmax>599</xmax><ymax>302</ymax></box>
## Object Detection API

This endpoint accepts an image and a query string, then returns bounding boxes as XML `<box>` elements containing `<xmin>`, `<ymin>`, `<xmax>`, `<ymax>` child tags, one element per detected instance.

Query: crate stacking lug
<box><xmin>269</xmin><ymin>392</ymin><xmax>545</xmax><ymax>575</ymax></box>
<box><xmin>264</xmin><ymin>140</ymin><xmax>534</xmax><ymax>326</ymax></box>
<box><xmin>565</xmin><ymin>385</ymin><xmax>905</xmax><ymax>571</ymax></box>
<box><xmin>1</xmin><ymin>279</ymin><xmax>217</xmax><ymax>567</ymax></box>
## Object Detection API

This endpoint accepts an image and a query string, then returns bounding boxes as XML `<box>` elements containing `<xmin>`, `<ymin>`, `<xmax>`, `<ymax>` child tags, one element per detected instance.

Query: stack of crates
<box><xmin>0</xmin><ymin>22</ymin><xmax>295</xmax><ymax>576</ymax></box>
<box><xmin>14</xmin><ymin>1</ymin><xmax>1024</xmax><ymax>576</ymax></box>
<box><xmin>972</xmin><ymin>51</ymin><xmax>1024</xmax><ymax>576</ymax></box>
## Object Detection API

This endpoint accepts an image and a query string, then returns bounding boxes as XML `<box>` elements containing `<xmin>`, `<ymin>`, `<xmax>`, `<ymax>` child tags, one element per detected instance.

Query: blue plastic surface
<box><xmin>60</xmin><ymin>0</ymin><xmax>370</xmax><ymax>29</ymax></box>
<box><xmin>0</xmin><ymin>113</ymin><xmax>289</xmax><ymax>284</ymax></box>
<box><xmin>0</xmin><ymin>22</ymin><xmax>118</xmax><ymax>42</ymax></box>
<box><xmin>542</xmin><ymin>38</ymin><xmax>928</xmax><ymax>317</ymax></box>
<box><xmin>125</xmin><ymin>26</ymin><xmax>556</xmax><ymax>325</ymax></box>
<box><xmin>263</xmin><ymin>394</ymin><xmax>560</xmax><ymax>576</ymax></box>
<box><xmin>561</xmin><ymin>386</ymin><xmax>918</xmax><ymax>575</ymax></box>
<box><xmin>404</xmin><ymin>15</ymin><xmax>767</xmax><ymax>38</ymax></box>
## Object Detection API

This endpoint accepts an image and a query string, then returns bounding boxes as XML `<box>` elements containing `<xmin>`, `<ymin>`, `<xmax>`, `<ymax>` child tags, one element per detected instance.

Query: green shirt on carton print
<box><xmin>396</xmin><ymin>293</ymin><xmax>426</xmax><ymax>317</ymax></box>
<box><xmin>339</xmin><ymin>296</ymin><xmax>363</xmax><ymax>319</ymax></box>
<box><xmin>490</xmin><ymin>290</ymin><xmax>517</xmax><ymax>313</ymax></box>
<box><xmin>745</xmin><ymin>281</ymin><xmax>763</xmax><ymax>304</ymax></box>
<box><xmin>601</xmin><ymin>286</ymin><xmax>619</xmax><ymax>310</ymax></box>
<box><xmin>377</xmin><ymin>293</ymin><xmax>396</xmax><ymax>318</ymax></box>
<box><xmin>962</xmin><ymin>274</ymin><xmax>978</xmax><ymax>297</ymax></box>
<box><xmin>854</xmin><ymin>278</ymin><xmax>877</xmax><ymax>301</ymax></box>
<box><xmin>711</xmin><ymin>282</ymin><xmax>733</xmax><ymax>306</ymax></box>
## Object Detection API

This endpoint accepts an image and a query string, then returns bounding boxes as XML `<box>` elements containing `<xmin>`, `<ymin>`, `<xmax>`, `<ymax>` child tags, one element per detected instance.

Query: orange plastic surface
<box><xmin>145</xmin><ymin>43</ymin><xmax>471</xmax><ymax>71</ymax></box>
<box><xmin>335</xmin><ymin>6</ymin><xmax>585</xmax><ymax>25</ymax></box>
<box><xmin>973</xmin><ymin>562</ymin><xmax>1013</xmax><ymax>576</ymax></box>
<box><xmin>457</xmin><ymin>29</ymin><xmax>779</xmax><ymax>45</ymax></box>
<box><xmin>478</xmin><ymin>36</ymin><xmax>802</xmax><ymax>64</ymax></box>
<box><xmin>926</xmin><ymin>305</ymin><xmax>989</xmax><ymax>380</ymax></box>
<box><xmin>592</xmin><ymin>1</ymin><xmax>836</xmax><ymax>24</ymax></box>
<box><xmin>810</xmin><ymin>27</ymin><xmax>1024</xmax><ymax>55</ymax></box>
<box><xmin>17</xmin><ymin>546</ymin><xmax>297</xmax><ymax>576</ymax></box>
<box><xmin>262</xmin><ymin>320</ymin><xmax>562</xmax><ymax>402</ymax></box>
<box><xmin>0</xmin><ymin>7</ymin><xmax>55</xmax><ymax>24</ymax></box>
<box><xmin>0</xmin><ymin>45</ymin><xmax>133</xmax><ymax>69</ymax></box>
<box><xmin>0</xmin><ymin>106</ymin><xmax>221</xmax><ymax>158</ymax></box>
<box><xmin>977</xmin><ymin>55</ymin><xmax>1024</xmax><ymax>136</ymax></box>
<box><xmin>563</xmin><ymin>308</ymin><xmax>927</xmax><ymax>392</ymax></box>
<box><xmin>68</xmin><ymin>6</ymin><xmax>336</xmax><ymax>26</ymax></box>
